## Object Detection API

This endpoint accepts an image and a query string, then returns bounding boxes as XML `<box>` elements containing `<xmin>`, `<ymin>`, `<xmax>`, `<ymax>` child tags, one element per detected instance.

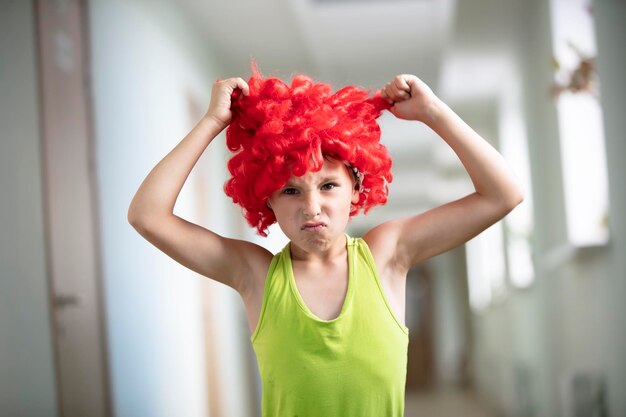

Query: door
<box><xmin>36</xmin><ymin>1</ymin><xmax>112</xmax><ymax>415</ymax></box>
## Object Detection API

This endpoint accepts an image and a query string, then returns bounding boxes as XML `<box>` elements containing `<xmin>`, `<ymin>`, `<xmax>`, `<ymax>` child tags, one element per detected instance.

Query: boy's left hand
<box><xmin>381</xmin><ymin>74</ymin><xmax>439</xmax><ymax>124</ymax></box>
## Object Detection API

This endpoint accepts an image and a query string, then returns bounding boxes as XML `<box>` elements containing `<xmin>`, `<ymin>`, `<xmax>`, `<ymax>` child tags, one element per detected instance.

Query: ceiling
<box><xmin>177</xmin><ymin>0</ymin><xmax>456</xmax><ymax>89</ymax></box>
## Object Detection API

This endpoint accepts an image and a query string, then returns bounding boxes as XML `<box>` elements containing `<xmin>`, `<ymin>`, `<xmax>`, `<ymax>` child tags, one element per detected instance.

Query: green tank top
<box><xmin>251</xmin><ymin>235</ymin><xmax>409</xmax><ymax>417</ymax></box>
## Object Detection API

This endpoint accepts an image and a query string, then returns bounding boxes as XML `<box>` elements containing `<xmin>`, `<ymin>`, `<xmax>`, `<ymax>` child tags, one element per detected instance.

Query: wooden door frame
<box><xmin>35</xmin><ymin>0</ymin><xmax>113</xmax><ymax>415</ymax></box>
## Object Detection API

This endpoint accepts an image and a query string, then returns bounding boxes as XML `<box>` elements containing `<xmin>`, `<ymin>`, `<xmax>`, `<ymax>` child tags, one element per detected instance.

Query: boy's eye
<box><xmin>321</xmin><ymin>183</ymin><xmax>337</xmax><ymax>191</ymax></box>
<box><xmin>283</xmin><ymin>188</ymin><xmax>298</xmax><ymax>195</ymax></box>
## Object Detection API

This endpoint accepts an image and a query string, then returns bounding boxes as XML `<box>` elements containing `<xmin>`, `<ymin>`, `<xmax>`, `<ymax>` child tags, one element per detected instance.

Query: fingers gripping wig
<box><xmin>224</xmin><ymin>64</ymin><xmax>393</xmax><ymax>236</ymax></box>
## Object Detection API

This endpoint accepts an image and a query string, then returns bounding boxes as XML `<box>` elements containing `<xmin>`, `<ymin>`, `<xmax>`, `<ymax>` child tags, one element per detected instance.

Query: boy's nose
<box><xmin>302</xmin><ymin>194</ymin><xmax>321</xmax><ymax>218</ymax></box>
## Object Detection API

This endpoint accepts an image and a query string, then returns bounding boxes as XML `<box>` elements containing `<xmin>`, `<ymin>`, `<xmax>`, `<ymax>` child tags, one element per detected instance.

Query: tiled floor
<box><xmin>405</xmin><ymin>388</ymin><xmax>497</xmax><ymax>417</ymax></box>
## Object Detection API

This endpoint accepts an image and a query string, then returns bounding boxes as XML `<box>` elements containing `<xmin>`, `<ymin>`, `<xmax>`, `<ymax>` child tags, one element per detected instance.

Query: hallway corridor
<box><xmin>405</xmin><ymin>389</ymin><xmax>497</xmax><ymax>417</ymax></box>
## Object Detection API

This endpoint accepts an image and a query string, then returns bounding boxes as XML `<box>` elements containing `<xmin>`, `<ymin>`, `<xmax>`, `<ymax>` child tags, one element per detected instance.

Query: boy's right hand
<box><xmin>205</xmin><ymin>77</ymin><xmax>250</xmax><ymax>128</ymax></box>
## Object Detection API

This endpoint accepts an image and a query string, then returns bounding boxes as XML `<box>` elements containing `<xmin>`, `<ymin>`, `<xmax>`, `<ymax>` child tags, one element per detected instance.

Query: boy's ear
<box><xmin>351</xmin><ymin>187</ymin><xmax>360</xmax><ymax>204</ymax></box>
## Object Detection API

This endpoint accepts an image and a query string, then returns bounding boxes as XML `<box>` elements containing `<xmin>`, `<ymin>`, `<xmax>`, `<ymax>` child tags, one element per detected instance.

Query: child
<box><xmin>128</xmin><ymin>65</ymin><xmax>523</xmax><ymax>417</ymax></box>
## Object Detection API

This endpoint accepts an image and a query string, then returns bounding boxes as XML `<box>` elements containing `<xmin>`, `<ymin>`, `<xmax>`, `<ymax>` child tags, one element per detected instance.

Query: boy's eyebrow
<box><xmin>283</xmin><ymin>175</ymin><xmax>342</xmax><ymax>187</ymax></box>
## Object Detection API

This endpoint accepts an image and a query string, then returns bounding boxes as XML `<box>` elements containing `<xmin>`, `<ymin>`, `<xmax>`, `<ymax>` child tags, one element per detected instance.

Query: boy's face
<box><xmin>267</xmin><ymin>158</ymin><xmax>360</xmax><ymax>253</ymax></box>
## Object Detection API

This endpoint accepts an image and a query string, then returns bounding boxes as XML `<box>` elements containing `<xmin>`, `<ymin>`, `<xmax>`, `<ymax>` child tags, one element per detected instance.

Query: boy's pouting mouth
<box><xmin>301</xmin><ymin>222</ymin><xmax>326</xmax><ymax>232</ymax></box>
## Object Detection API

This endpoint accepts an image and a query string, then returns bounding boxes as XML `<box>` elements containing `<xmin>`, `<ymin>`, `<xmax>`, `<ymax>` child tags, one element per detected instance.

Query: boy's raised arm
<box><xmin>127</xmin><ymin>78</ymin><xmax>271</xmax><ymax>297</ymax></box>
<box><xmin>365</xmin><ymin>75</ymin><xmax>524</xmax><ymax>271</ymax></box>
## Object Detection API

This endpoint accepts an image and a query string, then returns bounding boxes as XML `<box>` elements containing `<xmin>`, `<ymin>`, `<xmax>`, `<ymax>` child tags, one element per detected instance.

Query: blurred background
<box><xmin>1</xmin><ymin>0</ymin><xmax>624</xmax><ymax>416</ymax></box>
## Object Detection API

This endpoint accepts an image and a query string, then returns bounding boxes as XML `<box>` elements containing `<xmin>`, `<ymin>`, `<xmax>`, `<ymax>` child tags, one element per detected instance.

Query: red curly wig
<box><xmin>224</xmin><ymin>63</ymin><xmax>393</xmax><ymax>236</ymax></box>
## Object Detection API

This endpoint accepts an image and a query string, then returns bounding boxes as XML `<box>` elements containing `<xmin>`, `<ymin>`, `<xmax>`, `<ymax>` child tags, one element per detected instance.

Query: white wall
<box><xmin>594</xmin><ymin>2</ymin><xmax>626</xmax><ymax>416</ymax></box>
<box><xmin>88</xmin><ymin>1</ymin><xmax>252</xmax><ymax>415</ymax></box>
<box><xmin>0</xmin><ymin>1</ymin><xmax>59</xmax><ymax>416</ymax></box>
